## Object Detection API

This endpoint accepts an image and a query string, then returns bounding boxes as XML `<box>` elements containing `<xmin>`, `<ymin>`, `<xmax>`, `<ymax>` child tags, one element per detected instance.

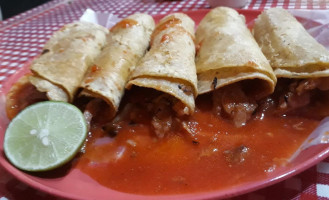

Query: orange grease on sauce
<box><xmin>151</xmin><ymin>17</ymin><xmax>182</xmax><ymax>43</ymax></box>
<box><xmin>83</xmin><ymin>65</ymin><xmax>101</xmax><ymax>84</ymax></box>
<box><xmin>91</xmin><ymin>65</ymin><xmax>99</xmax><ymax>72</ymax></box>
<box><xmin>160</xmin><ymin>34</ymin><xmax>171</xmax><ymax>43</ymax></box>
<box><xmin>84</xmin><ymin>77</ymin><xmax>93</xmax><ymax>84</ymax></box>
<box><xmin>153</xmin><ymin>17</ymin><xmax>182</xmax><ymax>36</ymax></box>
<box><xmin>110</xmin><ymin>19</ymin><xmax>138</xmax><ymax>31</ymax></box>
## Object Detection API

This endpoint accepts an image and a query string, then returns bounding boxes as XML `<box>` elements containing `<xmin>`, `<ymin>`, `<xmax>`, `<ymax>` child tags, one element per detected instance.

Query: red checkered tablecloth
<box><xmin>1</xmin><ymin>0</ymin><xmax>329</xmax><ymax>199</ymax></box>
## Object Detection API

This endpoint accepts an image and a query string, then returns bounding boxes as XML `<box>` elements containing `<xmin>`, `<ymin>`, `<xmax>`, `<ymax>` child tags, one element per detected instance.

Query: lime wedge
<box><xmin>4</xmin><ymin>101</ymin><xmax>87</xmax><ymax>171</ymax></box>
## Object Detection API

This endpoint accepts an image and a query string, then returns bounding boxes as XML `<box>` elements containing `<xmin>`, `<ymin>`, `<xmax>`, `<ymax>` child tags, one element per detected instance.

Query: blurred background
<box><xmin>0</xmin><ymin>0</ymin><xmax>51</xmax><ymax>20</ymax></box>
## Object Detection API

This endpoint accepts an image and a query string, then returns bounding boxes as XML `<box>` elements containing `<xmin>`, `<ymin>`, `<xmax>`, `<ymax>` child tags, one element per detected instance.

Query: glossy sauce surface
<box><xmin>75</xmin><ymin>92</ymin><xmax>318</xmax><ymax>194</ymax></box>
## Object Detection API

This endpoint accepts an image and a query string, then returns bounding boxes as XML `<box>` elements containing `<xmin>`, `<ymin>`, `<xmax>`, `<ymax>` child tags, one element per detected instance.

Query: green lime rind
<box><xmin>4</xmin><ymin>101</ymin><xmax>87</xmax><ymax>172</ymax></box>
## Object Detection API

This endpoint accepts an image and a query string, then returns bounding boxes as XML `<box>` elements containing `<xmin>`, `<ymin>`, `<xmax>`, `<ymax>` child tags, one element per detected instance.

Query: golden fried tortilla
<box><xmin>196</xmin><ymin>7</ymin><xmax>276</xmax><ymax>100</ymax></box>
<box><xmin>30</xmin><ymin>21</ymin><xmax>108</xmax><ymax>102</ymax></box>
<box><xmin>80</xmin><ymin>13</ymin><xmax>155</xmax><ymax>118</ymax></box>
<box><xmin>253</xmin><ymin>8</ymin><xmax>329</xmax><ymax>78</ymax></box>
<box><xmin>126</xmin><ymin>13</ymin><xmax>198</xmax><ymax>115</ymax></box>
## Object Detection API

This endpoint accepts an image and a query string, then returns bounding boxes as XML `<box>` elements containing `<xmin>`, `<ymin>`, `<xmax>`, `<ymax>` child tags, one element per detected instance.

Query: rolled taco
<box><xmin>253</xmin><ymin>8</ymin><xmax>329</xmax><ymax>117</ymax></box>
<box><xmin>253</xmin><ymin>8</ymin><xmax>329</xmax><ymax>78</ymax></box>
<box><xmin>126</xmin><ymin>13</ymin><xmax>198</xmax><ymax>116</ymax></box>
<box><xmin>195</xmin><ymin>7</ymin><xmax>276</xmax><ymax>127</ymax></box>
<box><xmin>80</xmin><ymin>14</ymin><xmax>155</xmax><ymax>119</ymax></box>
<box><xmin>29</xmin><ymin>21</ymin><xmax>108</xmax><ymax>102</ymax></box>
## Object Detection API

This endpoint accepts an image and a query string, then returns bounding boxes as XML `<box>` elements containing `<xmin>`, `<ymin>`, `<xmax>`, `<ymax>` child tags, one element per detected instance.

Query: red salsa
<box><xmin>74</xmin><ymin>90</ymin><xmax>318</xmax><ymax>194</ymax></box>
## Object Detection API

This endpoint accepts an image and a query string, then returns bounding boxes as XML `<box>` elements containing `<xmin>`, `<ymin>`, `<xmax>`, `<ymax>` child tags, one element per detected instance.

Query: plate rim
<box><xmin>1</xmin><ymin>9</ymin><xmax>329</xmax><ymax>200</ymax></box>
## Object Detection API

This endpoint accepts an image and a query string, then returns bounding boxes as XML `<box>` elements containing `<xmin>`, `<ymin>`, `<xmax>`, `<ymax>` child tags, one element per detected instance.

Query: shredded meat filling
<box><xmin>98</xmin><ymin>89</ymin><xmax>184</xmax><ymax>138</ymax></box>
<box><xmin>149</xmin><ymin>95</ymin><xmax>183</xmax><ymax>138</ymax></box>
<box><xmin>83</xmin><ymin>98</ymin><xmax>114</xmax><ymax>127</ymax></box>
<box><xmin>212</xmin><ymin>83</ymin><xmax>258</xmax><ymax>127</ymax></box>
<box><xmin>277</xmin><ymin>78</ymin><xmax>329</xmax><ymax>112</ymax></box>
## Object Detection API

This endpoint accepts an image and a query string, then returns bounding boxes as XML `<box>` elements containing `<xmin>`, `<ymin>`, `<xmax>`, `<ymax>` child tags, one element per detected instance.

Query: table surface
<box><xmin>1</xmin><ymin>0</ymin><xmax>329</xmax><ymax>199</ymax></box>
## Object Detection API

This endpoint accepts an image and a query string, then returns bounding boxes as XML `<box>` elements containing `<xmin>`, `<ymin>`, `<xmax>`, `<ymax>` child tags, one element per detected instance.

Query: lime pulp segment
<box><xmin>4</xmin><ymin>101</ymin><xmax>87</xmax><ymax>171</ymax></box>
